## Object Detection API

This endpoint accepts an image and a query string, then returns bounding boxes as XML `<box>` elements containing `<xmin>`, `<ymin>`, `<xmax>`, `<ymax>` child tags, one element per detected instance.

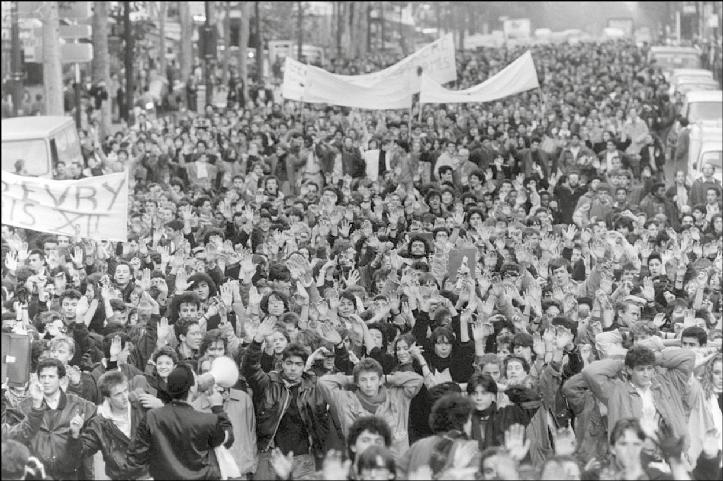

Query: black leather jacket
<box><xmin>243</xmin><ymin>340</ymin><xmax>330</xmax><ymax>456</ymax></box>
<box><xmin>69</xmin><ymin>402</ymin><xmax>148</xmax><ymax>480</ymax></box>
<box><xmin>10</xmin><ymin>390</ymin><xmax>96</xmax><ymax>479</ymax></box>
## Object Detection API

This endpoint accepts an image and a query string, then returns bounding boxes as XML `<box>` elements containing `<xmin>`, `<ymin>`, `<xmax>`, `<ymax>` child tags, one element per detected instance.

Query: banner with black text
<box><xmin>1</xmin><ymin>172</ymin><xmax>129</xmax><ymax>241</ymax></box>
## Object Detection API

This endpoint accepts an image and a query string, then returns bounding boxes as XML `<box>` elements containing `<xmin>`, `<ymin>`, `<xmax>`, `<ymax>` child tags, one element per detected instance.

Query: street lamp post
<box><xmin>124</xmin><ymin>1</ymin><xmax>134</xmax><ymax>125</ymax></box>
<box><xmin>205</xmin><ymin>1</ymin><xmax>214</xmax><ymax>106</ymax></box>
<box><xmin>10</xmin><ymin>1</ymin><xmax>24</xmax><ymax>116</ymax></box>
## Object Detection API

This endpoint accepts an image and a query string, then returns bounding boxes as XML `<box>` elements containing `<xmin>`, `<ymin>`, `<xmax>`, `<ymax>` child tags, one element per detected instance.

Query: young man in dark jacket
<box><xmin>243</xmin><ymin>316</ymin><xmax>331</xmax><ymax>480</ymax></box>
<box><xmin>6</xmin><ymin>358</ymin><xmax>96</xmax><ymax>480</ymax></box>
<box><xmin>125</xmin><ymin>363</ymin><xmax>234</xmax><ymax>479</ymax></box>
<box><xmin>69</xmin><ymin>371</ymin><xmax>148</xmax><ymax>479</ymax></box>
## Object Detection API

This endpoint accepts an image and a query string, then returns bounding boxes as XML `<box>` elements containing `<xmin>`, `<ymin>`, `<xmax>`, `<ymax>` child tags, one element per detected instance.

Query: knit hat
<box><xmin>166</xmin><ymin>364</ymin><xmax>195</xmax><ymax>399</ymax></box>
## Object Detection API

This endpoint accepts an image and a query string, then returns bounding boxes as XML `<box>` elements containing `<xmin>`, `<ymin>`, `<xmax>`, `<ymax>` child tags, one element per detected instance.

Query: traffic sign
<box><xmin>59</xmin><ymin>25</ymin><xmax>92</xmax><ymax>40</ymax></box>
<box><xmin>61</xmin><ymin>43</ymin><xmax>93</xmax><ymax>63</ymax></box>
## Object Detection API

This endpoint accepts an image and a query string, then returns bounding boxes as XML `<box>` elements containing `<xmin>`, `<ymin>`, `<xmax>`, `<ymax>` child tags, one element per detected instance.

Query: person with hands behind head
<box><xmin>318</xmin><ymin>356</ymin><xmax>423</xmax><ymax>459</ymax></box>
<box><xmin>6</xmin><ymin>358</ymin><xmax>96</xmax><ymax>480</ymax></box>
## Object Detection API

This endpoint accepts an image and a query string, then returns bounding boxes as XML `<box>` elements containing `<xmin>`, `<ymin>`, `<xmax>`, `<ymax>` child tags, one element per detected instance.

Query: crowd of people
<box><xmin>1</xmin><ymin>38</ymin><xmax>722</xmax><ymax>481</ymax></box>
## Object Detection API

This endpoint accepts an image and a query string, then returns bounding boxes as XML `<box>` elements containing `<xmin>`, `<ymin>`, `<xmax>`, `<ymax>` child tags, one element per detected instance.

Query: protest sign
<box><xmin>363</xmin><ymin>149</ymin><xmax>381</xmax><ymax>181</ymax></box>
<box><xmin>447</xmin><ymin>248</ymin><xmax>478</xmax><ymax>280</ymax></box>
<box><xmin>419</xmin><ymin>50</ymin><xmax>539</xmax><ymax>104</ymax></box>
<box><xmin>1</xmin><ymin>172</ymin><xmax>129</xmax><ymax>241</ymax></box>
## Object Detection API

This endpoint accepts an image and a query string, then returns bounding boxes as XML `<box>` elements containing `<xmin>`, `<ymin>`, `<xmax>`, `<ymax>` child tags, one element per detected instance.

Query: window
<box><xmin>1</xmin><ymin>139</ymin><xmax>49</xmax><ymax>176</ymax></box>
<box><xmin>686</xmin><ymin>101</ymin><xmax>723</xmax><ymax>123</ymax></box>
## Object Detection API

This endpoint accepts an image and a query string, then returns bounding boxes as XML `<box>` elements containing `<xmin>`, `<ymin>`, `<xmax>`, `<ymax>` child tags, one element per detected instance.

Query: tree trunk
<box><xmin>336</xmin><ymin>2</ymin><xmax>343</xmax><ymax>58</ymax></box>
<box><xmin>255</xmin><ymin>1</ymin><xmax>263</xmax><ymax>84</ymax></box>
<box><xmin>41</xmin><ymin>1</ymin><xmax>63</xmax><ymax>116</ymax></box>
<box><xmin>297</xmin><ymin>1</ymin><xmax>303</xmax><ymax>60</ymax></box>
<box><xmin>124</xmin><ymin>1</ymin><xmax>134</xmax><ymax>124</ymax></box>
<box><xmin>179</xmin><ymin>1</ymin><xmax>193</xmax><ymax>82</ymax></box>
<box><xmin>223</xmin><ymin>1</ymin><xmax>230</xmax><ymax>85</ymax></box>
<box><xmin>92</xmin><ymin>1</ymin><xmax>111</xmax><ymax>138</ymax></box>
<box><xmin>357</xmin><ymin>1</ymin><xmax>368</xmax><ymax>56</ymax></box>
<box><xmin>239</xmin><ymin>1</ymin><xmax>249</xmax><ymax>105</ymax></box>
<box><xmin>205</xmin><ymin>1</ymin><xmax>216</xmax><ymax>104</ymax></box>
<box><xmin>159</xmin><ymin>1</ymin><xmax>167</xmax><ymax>80</ymax></box>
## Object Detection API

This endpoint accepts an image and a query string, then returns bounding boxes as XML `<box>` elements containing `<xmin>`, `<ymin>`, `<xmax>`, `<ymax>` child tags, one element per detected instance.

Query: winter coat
<box><xmin>10</xmin><ymin>390</ymin><xmax>96</xmax><ymax>479</ymax></box>
<box><xmin>69</xmin><ymin>400</ymin><xmax>148</xmax><ymax>479</ymax></box>
<box><xmin>126</xmin><ymin>399</ymin><xmax>233</xmax><ymax>480</ymax></box>
<box><xmin>582</xmin><ymin>349</ymin><xmax>695</xmax><ymax>442</ymax></box>
<box><xmin>318</xmin><ymin>371</ymin><xmax>423</xmax><ymax>458</ymax></box>
<box><xmin>242</xmin><ymin>340</ymin><xmax>330</xmax><ymax>456</ymax></box>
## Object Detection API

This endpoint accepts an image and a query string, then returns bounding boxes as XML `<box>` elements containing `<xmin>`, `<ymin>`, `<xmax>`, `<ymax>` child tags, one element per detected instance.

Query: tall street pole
<box><xmin>297</xmin><ymin>1</ymin><xmax>303</xmax><ymax>61</ymax></box>
<box><xmin>204</xmin><ymin>1</ymin><xmax>215</xmax><ymax>106</ymax></box>
<box><xmin>124</xmin><ymin>1</ymin><xmax>134</xmax><ymax>125</ymax></box>
<box><xmin>10</xmin><ymin>1</ymin><xmax>23</xmax><ymax>116</ymax></box>
<box><xmin>255</xmin><ymin>1</ymin><xmax>262</xmax><ymax>84</ymax></box>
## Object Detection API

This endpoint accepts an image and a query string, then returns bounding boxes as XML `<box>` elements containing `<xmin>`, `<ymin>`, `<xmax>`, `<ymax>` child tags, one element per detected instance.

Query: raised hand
<box><xmin>504</xmin><ymin>423</ymin><xmax>530</xmax><ymax>462</ymax></box>
<box><xmin>109</xmin><ymin>335</ymin><xmax>123</xmax><ymax>360</ymax></box>
<box><xmin>157</xmin><ymin>317</ymin><xmax>171</xmax><ymax>344</ymax></box>
<box><xmin>174</xmin><ymin>268</ymin><xmax>189</xmax><ymax>292</ymax></box>
<box><xmin>270</xmin><ymin>448</ymin><xmax>294</xmax><ymax>481</ymax></box>
<box><xmin>480</xmin><ymin>295</ymin><xmax>496</xmax><ymax>317</ymax></box>
<box><xmin>255</xmin><ymin>316</ymin><xmax>277</xmax><ymax>343</ymax></box>
<box><xmin>4</xmin><ymin>252</ymin><xmax>18</xmax><ymax>271</ymax></box>
<box><xmin>70</xmin><ymin>246</ymin><xmax>84</xmax><ymax>268</ymax></box>
<box><xmin>67</xmin><ymin>365</ymin><xmax>82</xmax><ymax>386</ymax></box>
<box><xmin>158</xmin><ymin>245</ymin><xmax>170</xmax><ymax>267</ymax></box>
<box><xmin>295</xmin><ymin>281</ymin><xmax>310</xmax><ymax>306</ymax></box>
<box><xmin>220</xmin><ymin>282</ymin><xmax>233</xmax><ymax>308</ymax></box>
<box><xmin>69</xmin><ymin>409</ymin><xmax>84</xmax><ymax>438</ymax></box>
<box><xmin>139</xmin><ymin>268</ymin><xmax>152</xmax><ymax>292</ymax></box>
<box><xmin>318</xmin><ymin>322</ymin><xmax>342</xmax><ymax>345</ymax></box>
<box><xmin>641</xmin><ymin>277</ymin><xmax>655</xmax><ymax>301</ymax></box>
<box><xmin>338</xmin><ymin>219</ymin><xmax>352</xmax><ymax>238</ymax></box>
<box><xmin>322</xmin><ymin>450</ymin><xmax>352</xmax><ymax>481</ymax></box>
<box><xmin>343</xmin><ymin>269</ymin><xmax>360</xmax><ymax>287</ymax></box>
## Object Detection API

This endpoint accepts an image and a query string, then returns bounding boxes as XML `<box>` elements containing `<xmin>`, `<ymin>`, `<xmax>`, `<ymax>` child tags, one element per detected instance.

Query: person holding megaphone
<box><xmin>126</xmin><ymin>362</ymin><xmax>235</xmax><ymax>480</ymax></box>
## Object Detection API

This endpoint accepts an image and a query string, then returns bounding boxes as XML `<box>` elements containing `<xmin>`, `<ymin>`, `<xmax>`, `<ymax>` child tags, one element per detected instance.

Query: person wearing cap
<box><xmin>126</xmin><ymin>363</ymin><xmax>234</xmax><ymax>480</ymax></box>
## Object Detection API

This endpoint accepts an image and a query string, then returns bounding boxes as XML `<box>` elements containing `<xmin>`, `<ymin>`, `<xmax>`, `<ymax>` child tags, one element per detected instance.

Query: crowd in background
<box><xmin>1</xmin><ymin>38</ymin><xmax>722</xmax><ymax>481</ymax></box>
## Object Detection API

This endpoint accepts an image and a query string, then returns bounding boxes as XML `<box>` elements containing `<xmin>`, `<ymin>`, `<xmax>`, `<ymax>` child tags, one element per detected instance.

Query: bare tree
<box><xmin>159</xmin><ymin>1</ymin><xmax>167</xmax><ymax>79</ymax></box>
<box><xmin>179</xmin><ymin>1</ymin><xmax>193</xmax><ymax>82</ymax></box>
<box><xmin>41</xmin><ymin>2</ymin><xmax>63</xmax><ymax>115</ymax></box>
<box><xmin>238</xmin><ymin>1</ymin><xmax>249</xmax><ymax>105</ymax></box>
<box><xmin>92</xmin><ymin>1</ymin><xmax>111</xmax><ymax>138</ymax></box>
<box><xmin>222</xmin><ymin>1</ymin><xmax>231</xmax><ymax>84</ymax></box>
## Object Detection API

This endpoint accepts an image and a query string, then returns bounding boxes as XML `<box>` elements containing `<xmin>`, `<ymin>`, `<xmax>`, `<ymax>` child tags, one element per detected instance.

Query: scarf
<box><xmin>355</xmin><ymin>387</ymin><xmax>387</xmax><ymax>414</ymax></box>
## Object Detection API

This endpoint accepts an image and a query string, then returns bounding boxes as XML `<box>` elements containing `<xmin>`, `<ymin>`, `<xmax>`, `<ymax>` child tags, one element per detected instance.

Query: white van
<box><xmin>682</xmin><ymin>90</ymin><xmax>723</xmax><ymax>124</ymax></box>
<box><xmin>1</xmin><ymin>116</ymin><xmax>83</xmax><ymax>178</ymax></box>
<box><xmin>687</xmin><ymin>122</ymin><xmax>723</xmax><ymax>185</ymax></box>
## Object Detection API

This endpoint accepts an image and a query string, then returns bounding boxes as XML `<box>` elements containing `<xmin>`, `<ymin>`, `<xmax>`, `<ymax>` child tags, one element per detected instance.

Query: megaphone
<box><xmin>197</xmin><ymin>356</ymin><xmax>239</xmax><ymax>392</ymax></box>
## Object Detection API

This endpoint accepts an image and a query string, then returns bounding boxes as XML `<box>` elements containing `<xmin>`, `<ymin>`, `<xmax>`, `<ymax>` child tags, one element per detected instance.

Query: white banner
<box><xmin>334</xmin><ymin>33</ymin><xmax>456</xmax><ymax>89</ymax></box>
<box><xmin>282</xmin><ymin>34</ymin><xmax>456</xmax><ymax>109</ymax></box>
<box><xmin>419</xmin><ymin>50</ymin><xmax>539</xmax><ymax>105</ymax></box>
<box><xmin>282</xmin><ymin>57</ymin><xmax>413</xmax><ymax>110</ymax></box>
<box><xmin>1</xmin><ymin>172</ymin><xmax>129</xmax><ymax>242</ymax></box>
